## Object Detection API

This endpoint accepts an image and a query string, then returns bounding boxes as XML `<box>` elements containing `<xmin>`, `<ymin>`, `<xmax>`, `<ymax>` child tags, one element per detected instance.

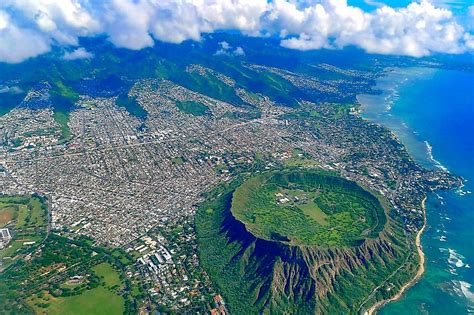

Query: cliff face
<box><xmin>196</xmin><ymin>180</ymin><xmax>415</xmax><ymax>315</ymax></box>
<box><xmin>220</xmin><ymin>211</ymin><xmax>403</xmax><ymax>313</ymax></box>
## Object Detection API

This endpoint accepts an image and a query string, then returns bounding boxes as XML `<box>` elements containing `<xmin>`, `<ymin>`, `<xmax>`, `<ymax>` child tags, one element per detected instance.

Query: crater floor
<box><xmin>231</xmin><ymin>169</ymin><xmax>387</xmax><ymax>247</ymax></box>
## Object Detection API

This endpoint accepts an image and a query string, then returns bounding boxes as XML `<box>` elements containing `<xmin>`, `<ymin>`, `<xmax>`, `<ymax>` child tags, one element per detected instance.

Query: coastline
<box><xmin>365</xmin><ymin>196</ymin><xmax>427</xmax><ymax>315</ymax></box>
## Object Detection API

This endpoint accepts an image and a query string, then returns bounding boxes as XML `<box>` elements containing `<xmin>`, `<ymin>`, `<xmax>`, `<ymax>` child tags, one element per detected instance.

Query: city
<box><xmin>0</xmin><ymin>61</ymin><xmax>461</xmax><ymax>312</ymax></box>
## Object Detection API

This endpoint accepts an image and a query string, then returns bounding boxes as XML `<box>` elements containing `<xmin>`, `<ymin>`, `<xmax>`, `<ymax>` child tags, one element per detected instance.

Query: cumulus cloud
<box><xmin>0</xmin><ymin>10</ymin><xmax>51</xmax><ymax>63</ymax></box>
<box><xmin>0</xmin><ymin>0</ymin><xmax>99</xmax><ymax>63</ymax></box>
<box><xmin>62</xmin><ymin>47</ymin><xmax>93</xmax><ymax>60</ymax></box>
<box><xmin>219</xmin><ymin>41</ymin><xmax>231</xmax><ymax>50</ymax></box>
<box><xmin>215</xmin><ymin>41</ymin><xmax>246</xmax><ymax>56</ymax></box>
<box><xmin>276</xmin><ymin>0</ymin><xmax>469</xmax><ymax>57</ymax></box>
<box><xmin>0</xmin><ymin>85</ymin><xmax>22</xmax><ymax>94</ymax></box>
<box><xmin>233</xmin><ymin>46</ymin><xmax>246</xmax><ymax>56</ymax></box>
<box><xmin>0</xmin><ymin>0</ymin><xmax>472</xmax><ymax>63</ymax></box>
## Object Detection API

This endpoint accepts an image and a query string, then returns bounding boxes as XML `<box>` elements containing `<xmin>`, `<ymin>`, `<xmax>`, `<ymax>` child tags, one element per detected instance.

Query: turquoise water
<box><xmin>357</xmin><ymin>67</ymin><xmax>474</xmax><ymax>314</ymax></box>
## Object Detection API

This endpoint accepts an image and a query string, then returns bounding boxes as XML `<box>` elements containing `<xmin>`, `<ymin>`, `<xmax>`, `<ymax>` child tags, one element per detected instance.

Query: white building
<box><xmin>0</xmin><ymin>228</ymin><xmax>11</xmax><ymax>240</ymax></box>
<box><xmin>0</xmin><ymin>228</ymin><xmax>12</xmax><ymax>249</ymax></box>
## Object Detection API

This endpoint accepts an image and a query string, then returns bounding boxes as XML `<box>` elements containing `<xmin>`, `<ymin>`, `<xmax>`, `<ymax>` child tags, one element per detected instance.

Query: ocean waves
<box><xmin>360</xmin><ymin>67</ymin><xmax>474</xmax><ymax>314</ymax></box>
<box><xmin>452</xmin><ymin>280</ymin><xmax>474</xmax><ymax>306</ymax></box>
<box><xmin>424</xmin><ymin>140</ymin><xmax>449</xmax><ymax>172</ymax></box>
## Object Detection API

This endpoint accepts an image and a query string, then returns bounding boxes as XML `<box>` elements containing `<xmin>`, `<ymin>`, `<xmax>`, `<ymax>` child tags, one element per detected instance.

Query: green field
<box><xmin>0</xmin><ymin>195</ymin><xmax>48</xmax><ymax>263</ymax></box>
<box><xmin>28</xmin><ymin>286</ymin><xmax>124</xmax><ymax>315</ymax></box>
<box><xmin>297</xmin><ymin>200</ymin><xmax>329</xmax><ymax>225</ymax></box>
<box><xmin>27</xmin><ymin>262</ymin><xmax>124</xmax><ymax>314</ymax></box>
<box><xmin>92</xmin><ymin>262</ymin><xmax>123</xmax><ymax>289</ymax></box>
<box><xmin>0</xmin><ymin>232</ymin><xmax>137</xmax><ymax>315</ymax></box>
<box><xmin>0</xmin><ymin>205</ymin><xmax>17</xmax><ymax>227</ymax></box>
<box><xmin>176</xmin><ymin>100</ymin><xmax>210</xmax><ymax>116</ymax></box>
<box><xmin>231</xmin><ymin>170</ymin><xmax>387</xmax><ymax>246</ymax></box>
<box><xmin>15</xmin><ymin>205</ymin><xmax>27</xmax><ymax>226</ymax></box>
<box><xmin>116</xmin><ymin>93</ymin><xmax>148</xmax><ymax>119</ymax></box>
<box><xmin>49</xmin><ymin>81</ymin><xmax>80</xmax><ymax>143</ymax></box>
<box><xmin>171</xmin><ymin>156</ymin><xmax>185</xmax><ymax>165</ymax></box>
<box><xmin>53</xmin><ymin>111</ymin><xmax>72</xmax><ymax>142</ymax></box>
<box><xmin>0</xmin><ymin>195</ymin><xmax>139</xmax><ymax>314</ymax></box>
<box><xmin>53</xmin><ymin>81</ymin><xmax>79</xmax><ymax>100</ymax></box>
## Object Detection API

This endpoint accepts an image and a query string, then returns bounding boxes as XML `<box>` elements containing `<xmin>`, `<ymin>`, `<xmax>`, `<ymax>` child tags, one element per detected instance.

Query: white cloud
<box><xmin>0</xmin><ymin>10</ymin><xmax>51</xmax><ymax>63</ymax></box>
<box><xmin>0</xmin><ymin>0</ymin><xmax>472</xmax><ymax>63</ymax></box>
<box><xmin>214</xmin><ymin>41</ymin><xmax>246</xmax><ymax>56</ymax></box>
<box><xmin>101</xmin><ymin>0</ymin><xmax>155</xmax><ymax>49</ymax></box>
<box><xmin>219</xmin><ymin>41</ymin><xmax>231</xmax><ymax>50</ymax></box>
<box><xmin>62</xmin><ymin>47</ymin><xmax>93</xmax><ymax>60</ymax></box>
<box><xmin>470</xmin><ymin>6</ymin><xmax>474</xmax><ymax>17</ymax></box>
<box><xmin>234</xmin><ymin>46</ymin><xmax>246</xmax><ymax>56</ymax></box>
<box><xmin>2</xmin><ymin>0</ymin><xmax>100</xmax><ymax>44</ymax></box>
<box><xmin>0</xmin><ymin>85</ymin><xmax>22</xmax><ymax>94</ymax></box>
<box><xmin>464</xmin><ymin>33</ymin><xmax>474</xmax><ymax>50</ymax></box>
<box><xmin>276</xmin><ymin>0</ymin><xmax>468</xmax><ymax>57</ymax></box>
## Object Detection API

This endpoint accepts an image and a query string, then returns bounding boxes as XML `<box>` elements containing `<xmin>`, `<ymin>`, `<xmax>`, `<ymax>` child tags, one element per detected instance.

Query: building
<box><xmin>0</xmin><ymin>228</ymin><xmax>11</xmax><ymax>241</ymax></box>
<box><xmin>0</xmin><ymin>228</ymin><xmax>12</xmax><ymax>249</ymax></box>
<box><xmin>210</xmin><ymin>295</ymin><xmax>228</xmax><ymax>315</ymax></box>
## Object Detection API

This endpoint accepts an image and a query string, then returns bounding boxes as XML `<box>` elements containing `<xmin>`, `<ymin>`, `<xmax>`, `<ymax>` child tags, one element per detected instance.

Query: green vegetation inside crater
<box><xmin>196</xmin><ymin>171</ymin><xmax>416</xmax><ymax>314</ymax></box>
<box><xmin>176</xmin><ymin>100</ymin><xmax>210</xmax><ymax>116</ymax></box>
<box><xmin>231</xmin><ymin>170</ymin><xmax>387</xmax><ymax>246</ymax></box>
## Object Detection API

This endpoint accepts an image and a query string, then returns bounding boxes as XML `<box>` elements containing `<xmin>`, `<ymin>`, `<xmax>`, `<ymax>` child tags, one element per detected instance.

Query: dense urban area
<box><xmin>0</xmin><ymin>50</ymin><xmax>462</xmax><ymax>314</ymax></box>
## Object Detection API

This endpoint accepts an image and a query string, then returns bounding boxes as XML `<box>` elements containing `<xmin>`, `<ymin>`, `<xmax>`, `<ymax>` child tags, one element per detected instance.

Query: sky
<box><xmin>0</xmin><ymin>0</ymin><xmax>473</xmax><ymax>63</ymax></box>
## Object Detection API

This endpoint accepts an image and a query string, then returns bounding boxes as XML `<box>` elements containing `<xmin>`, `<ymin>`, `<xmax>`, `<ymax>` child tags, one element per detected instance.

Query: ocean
<box><xmin>357</xmin><ymin>67</ymin><xmax>474</xmax><ymax>314</ymax></box>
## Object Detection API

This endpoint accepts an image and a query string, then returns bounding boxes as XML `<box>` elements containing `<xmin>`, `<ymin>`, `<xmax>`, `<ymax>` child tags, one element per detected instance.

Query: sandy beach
<box><xmin>364</xmin><ymin>196</ymin><xmax>427</xmax><ymax>315</ymax></box>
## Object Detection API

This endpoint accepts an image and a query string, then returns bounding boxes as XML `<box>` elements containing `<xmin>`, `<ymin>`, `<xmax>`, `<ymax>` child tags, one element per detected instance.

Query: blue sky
<box><xmin>0</xmin><ymin>0</ymin><xmax>473</xmax><ymax>63</ymax></box>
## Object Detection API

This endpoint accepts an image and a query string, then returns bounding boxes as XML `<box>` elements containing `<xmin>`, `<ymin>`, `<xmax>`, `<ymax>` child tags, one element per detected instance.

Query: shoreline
<box><xmin>365</xmin><ymin>196</ymin><xmax>427</xmax><ymax>315</ymax></box>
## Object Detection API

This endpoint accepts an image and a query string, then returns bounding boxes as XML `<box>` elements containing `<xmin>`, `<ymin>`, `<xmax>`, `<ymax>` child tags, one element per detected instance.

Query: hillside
<box><xmin>196</xmin><ymin>169</ymin><xmax>419</xmax><ymax>314</ymax></box>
